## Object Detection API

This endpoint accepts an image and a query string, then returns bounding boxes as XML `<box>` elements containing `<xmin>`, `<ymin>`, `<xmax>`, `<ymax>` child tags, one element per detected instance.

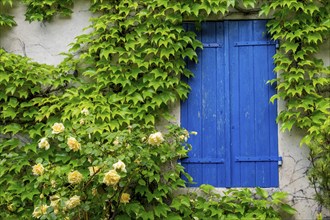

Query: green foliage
<box><xmin>0</xmin><ymin>13</ymin><xmax>16</xmax><ymax>27</ymax></box>
<box><xmin>66</xmin><ymin>0</ymin><xmax>202</xmax><ymax>129</ymax></box>
<box><xmin>0</xmin><ymin>49</ymin><xmax>75</xmax><ymax>137</ymax></box>
<box><xmin>0</xmin><ymin>0</ymin><xmax>74</xmax><ymax>26</ymax></box>
<box><xmin>261</xmin><ymin>0</ymin><xmax>330</xmax><ymax>208</ymax></box>
<box><xmin>22</xmin><ymin>0</ymin><xmax>74</xmax><ymax>22</ymax></box>
<box><xmin>171</xmin><ymin>185</ymin><xmax>295</xmax><ymax>219</ymax></box>
<box><xmin>0</xmin><ymin>0</ymin><xmax>327</xmax><ymax>218</ymax></box>
<box><xmin>0</xmin><ymin>0</ymin><xmax>16</xmax><ymax>27</ymax></box>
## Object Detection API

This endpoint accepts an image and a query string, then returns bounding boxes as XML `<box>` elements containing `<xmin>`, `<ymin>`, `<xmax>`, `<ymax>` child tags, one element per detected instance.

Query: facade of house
<box><xmin>1</xmin><ymin>1</ymin><xmax>329</xmax><ymax>219</ymax></box>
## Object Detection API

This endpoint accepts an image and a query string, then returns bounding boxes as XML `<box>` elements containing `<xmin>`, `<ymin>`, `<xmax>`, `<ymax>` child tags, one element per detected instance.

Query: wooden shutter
<box><xmin>181</xmin><ymin>22</ymin><xmax>227</xmax><ymax>186</ymax></box>
<box><xmin>181</xmin><ymin>20</ymin><xmax>279</xmax><ymax>187</ymax></box>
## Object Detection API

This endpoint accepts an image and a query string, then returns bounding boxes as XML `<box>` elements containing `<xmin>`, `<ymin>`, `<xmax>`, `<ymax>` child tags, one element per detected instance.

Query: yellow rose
<box><xmin>50</xmin><ymin>195</ymin><xmax>60</xmax><ymax>207</ymax></box>
<box><xmin>32</xmin><ymin>205</ymin><xmax>48</xmax><ymax>219</ymax></box>
<box><xmin>81</xmin><ymin>108</ymin><xmax>89</xmax><ymax>116</ymax></box>
<box><xmin>54</xmin><ymin>207</ymin><xmax>59</xmax><ymax>215</ymax></box>
<box><xmin>112</xmin><ymin>160</ymin><xmax>126</xmax><ymax>173</ymax></box>
<box><xmin>51</xmin><ymin>180</ymin><xmax>56</xmax><ymax>188</ymax></box>
<box><xmin>88</xmin><ymin>166</ymin><xmax>101</xmax><ymax>176</ymax></box>
<box><xmin>32</xmin><ymin>163</ymin><xmax>45</xmax><ymax>176</ymax></box>
<box><xmin>148</xmin><ymin>131</ymin><xmax>164</xmax><ymax>146</ymax></box>
<box><xmin>68</xmin><ymin>170</ymin><xmax>83</xmax><ymax>184</ymax></box>
<box><xmin>67</xmin><ymin>137</ymin><xmax>81</xmax><ymax>152</ymax></box>
<box><xmin>113</xmin><ymin>137</ymin><xmax>120</xmax><ymax>146</ymax></box>
<box><xmin>7</xmin><ymin>204</ymin><xmax>14</xmax><ymax>212</ymax></box>
<box><xmin>32</xmin><ymin>207</ymin><xmax>42</xmax><ymax>218</ymax></box>
<box><xmin>65</xmin><ymin>195</ymin><xmax>80</xmax><ymax>209</ymax></box>
<box><xmin>40</xmin><ymin>205</ymin><xmax>48</xmax><ymax>214</ymax></box>
<box><xmin>52</xmin><ymin>123</ymin><xmax>65</xmax><ymax>134</ymax></box>
<box><xmin>179</xmin><ymin>135</ymin><xmax>187</xmax><ymax>142</ymax></box>
<box><xmin>103</xmin><ymin>170</ymin><xmax>120</xmax><ymax>186</ymax></box>
<box><xmin>38</xmin><ymin>138</ymin><xmax>50</xmax><ymax>150</ymax></box>
<box><xmin>134</xmin><ymin>158</ymin><xmax>141</xmax><ymax>165</ymax></box>
<box><xmin>120</xmin><ymin>193</ymin><xmax>131</xmax><ymax>204</ymax></box>
<box><xmin>92</xmin><ymin>188</ymin><xmax>98</xmax><ymax>196</ymax></box>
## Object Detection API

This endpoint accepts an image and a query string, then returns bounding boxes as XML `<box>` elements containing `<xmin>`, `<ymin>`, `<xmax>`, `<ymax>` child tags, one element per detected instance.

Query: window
<box><xmin>181</xmin><ymin>20</ymin><xmax>280</xmax><ymax>187</ymax></box>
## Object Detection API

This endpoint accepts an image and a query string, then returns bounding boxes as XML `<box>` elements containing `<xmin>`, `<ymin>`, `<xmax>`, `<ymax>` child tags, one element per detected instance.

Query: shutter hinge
<box><xmin>234</xmin><ymin>41</ymin><xmax>276</xmax><ymax>47</ymax></box>
<box><xmin>181</xmin><ymin>158</ymin><xmax>225</xmax><ymax>164</ymax></box>
<box><xmin>235</xmin><ymin>156</ymin><xmax>282</xmax><ymax>164</ymax></box>
<box><xmin>203</xmin><ymin>43</ymin><xmax>222</xmax><ymax>48</ymax></box>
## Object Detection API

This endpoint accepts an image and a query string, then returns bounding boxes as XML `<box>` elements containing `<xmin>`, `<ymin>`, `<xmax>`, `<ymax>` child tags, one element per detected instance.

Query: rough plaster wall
<box><xmin>1</xmin><ymin>2</ymin><xmax>329</xmax><ymax>219</ymax></box>
<box><xmin>0</xmin><ymin>0</ymin><xmax>92</xmax><ymax>65</ymax></box>
<box><xmin>278</xmin><ymin>117</ymin><xmax>320</xmax><ymax>219</ymax></box>
<box><xmin>278</xmin><ymin>39</ymin><xmax>330</xmax><ymax>220</ymax></box>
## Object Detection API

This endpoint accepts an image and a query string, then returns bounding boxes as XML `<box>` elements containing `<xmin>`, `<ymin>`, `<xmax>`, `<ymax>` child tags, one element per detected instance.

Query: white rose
<box><xmin>112</xmin><ymin>160</ymin><xmax>126</xmax><ymax>173</ymax></box>
<box><xmin>52</xmin><ymin>123</ymin><xmax>65</xmax><ymax>134</ymax></box>
<box><xmin>65</xmin><ymin>195</ymin><xmax>80</xmax><ymax>209</ymax></box>
<box><xmin>67</xmin><ymin>137</ymin><xmax>81</xmax><ymax>152</ymax></box>
<box><xmin>81</xmin><ymin>108</ymin><xmax>89</xmax><ymax>116</ymax></box>
<box><xmin>38</xmin><ymin>138</ymin><xmax>50</xmax><ymax>150</ymax></box>
<box><xmin>68</xmin><ymin>170</ymin><xmax>83</xmax><ymax>184</ymax></box>
<box><xmin>103</xmin><ymin>170</ymin><xmax>120</xmax><ymax>186</ymax></box>
<box><xmin>32</xmin><ymin>163</ymin><xmax>45</xmax><ymax>176</ymax></box>
<box><xmin>148</xmin><ymin>131</ymin><xmax>164</xmax><ymax>146</ymax></box>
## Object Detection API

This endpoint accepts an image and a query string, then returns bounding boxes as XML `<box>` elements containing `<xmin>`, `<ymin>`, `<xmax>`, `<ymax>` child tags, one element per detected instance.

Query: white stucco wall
<box><xmin>1</xmin><ymin>2</ymin><xmax>329</xmax><ymax>219</ymax></box>
<box><xmin>0</xmin><ymin>1</ymin><xmax>92</xmax><ymax>65</ymax></box>
<box><xmin>278</xmin><ymin>39</ymin><xmax>330</xmax><ymax>219</ymax></box>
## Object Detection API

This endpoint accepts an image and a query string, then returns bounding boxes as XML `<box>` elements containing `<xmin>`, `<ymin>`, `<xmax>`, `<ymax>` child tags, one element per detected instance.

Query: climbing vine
<box><xmin>0</xmin><ymin>0</ymin><xmax>329</xmax><ymax>219</ymax></box>
<box><xmin>260</xmin><ymin>0</ymin><xmax>330</xmax><ymax>208</ymax></box>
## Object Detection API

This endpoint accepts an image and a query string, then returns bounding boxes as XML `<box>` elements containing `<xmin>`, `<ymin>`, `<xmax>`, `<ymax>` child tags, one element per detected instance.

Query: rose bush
<box><xmin>0</xmin><ymin>106</ymin><xmax>192</xmax><ymax>219</ymax></box>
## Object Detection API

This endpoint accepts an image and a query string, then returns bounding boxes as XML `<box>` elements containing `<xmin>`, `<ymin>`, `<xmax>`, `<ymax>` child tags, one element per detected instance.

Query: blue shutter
<box><xmin>181</xmin><ymin>22</ymin><xmax>227</xmax><ymax>186</ymax></box>
<box><xmin>181</xmin><ymin>20</ymin><xmax>279</xmax><ymax>187</ymax></box>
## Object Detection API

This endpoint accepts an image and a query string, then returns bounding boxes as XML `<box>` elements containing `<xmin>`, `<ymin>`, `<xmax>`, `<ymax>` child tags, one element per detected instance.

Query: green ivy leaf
<box><xmin>256</xmin><ymin>187</ymin><xmax>268</xmax><ymax>199</ymax></box>
<box><xmin>281</xmin><ymin>41</ymin><xmax>299</xmax><ymax>54</ymax></box>
<box><xmin>280</xmin><ymin>204</ymin><xmax>296</xmax><ymax>215</ymax></box>
<box><xmin>3</xmin><ymin>123</ymin><xmax>22</xmax><ymax>134</ymax></box>
<box><xmin>2</xmin><ymin>107</ymin><xmax>17</xmax><ymax>119</ymax></box>
<box><xmin>200</xmin><ymin>184</ymin><xmax>215</xmax><ymax>194</ymax></box>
